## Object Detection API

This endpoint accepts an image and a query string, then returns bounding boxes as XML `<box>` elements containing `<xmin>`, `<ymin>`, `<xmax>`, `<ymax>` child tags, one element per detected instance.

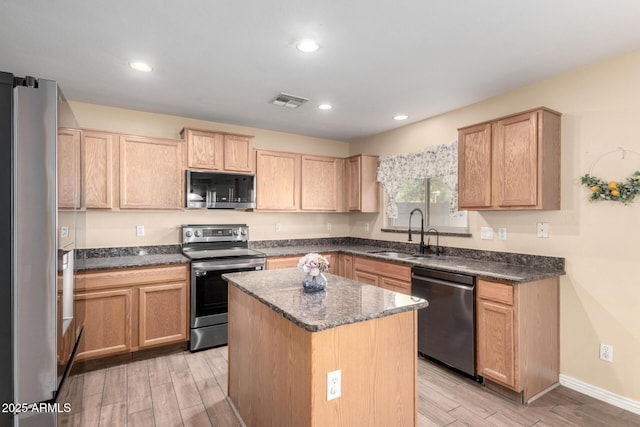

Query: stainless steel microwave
<box><xmin>186</xmin><ymin>170</ymin><xmax>256</xmax><ymax>209</ymax></box>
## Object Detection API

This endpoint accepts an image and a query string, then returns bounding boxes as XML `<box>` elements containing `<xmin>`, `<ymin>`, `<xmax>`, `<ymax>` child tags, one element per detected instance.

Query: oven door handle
<box><xmin>193</xmin><ymin>261</ymin><xmax>265</xmax><ymax>272</ymax></box>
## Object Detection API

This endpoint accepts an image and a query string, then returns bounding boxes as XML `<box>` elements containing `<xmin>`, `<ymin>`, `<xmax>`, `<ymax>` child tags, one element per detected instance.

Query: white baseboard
<box><xmin>559</xmin><ymin>374</ymin><xmax>640</xmax><ymax>415</ymax></box>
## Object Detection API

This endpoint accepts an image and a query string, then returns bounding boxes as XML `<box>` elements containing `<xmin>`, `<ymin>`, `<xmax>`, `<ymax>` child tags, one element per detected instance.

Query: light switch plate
<box><xmin>480</xmin><ymin>227</ymin><xmax>494</xmax><ymax>240</ymax></box>
<box><xmin>136</xmin><ymin>225</ymin><xmax>145</xmax><ymax>237</ymax></box>
<box><xmin>60</xmin><ymin>226</ymin><xmax>69</xmax><ymax>238</ymax></box>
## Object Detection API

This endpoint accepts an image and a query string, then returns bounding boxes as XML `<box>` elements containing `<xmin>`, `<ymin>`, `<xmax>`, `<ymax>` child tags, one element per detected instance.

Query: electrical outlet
<box><xmin>327</xmin><ymin>222</ymin><xmax>332</xmax><ymax>231</ymax></box>
<box><xmin>599</xmin><ymin>344</ymin><xmax>613</xmax><ymax>362</ymax></box>
<box><xmin>275</xmin><ymin>223</ymin><xmax>281</xmax><ymax>232</ymax></box>
<box><xmin>327</xmin><ymin>369</ymin><xmax>341</xmax><ymax>400</ymax></box>
<box><xmin>498</xmin><ymin>227</ymin><xmax>507</xmax><ymax>240</ymax></box>
<box><xmin>480</xmin><ymin>227</ymin><xmax>494</xmax><ymax>240</ymax></box>
<box><xmin>60</xmin><ymin>226</ymin><xmax>69</xmax><ymax>238</ymax></box>
<box><xmin>364</xmin><ymin>223</ymin><xmax>370</xmax><ymax>232</ymax></box>
<box><xmin>136</xmin><ymin>225</ymin><xmax>145</xmax><ymax>237</ymax></box>
<box><xmin>536</xmin><ymin>222</ymin><xmax>549</xmax><ymax>238</ymax></box>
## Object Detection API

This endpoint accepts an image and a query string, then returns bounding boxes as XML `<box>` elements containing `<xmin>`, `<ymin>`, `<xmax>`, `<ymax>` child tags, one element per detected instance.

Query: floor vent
<box><xmin>271</xmin><ymin>93</ymin><xmax>308</xmax><ymax>108</ymax></box>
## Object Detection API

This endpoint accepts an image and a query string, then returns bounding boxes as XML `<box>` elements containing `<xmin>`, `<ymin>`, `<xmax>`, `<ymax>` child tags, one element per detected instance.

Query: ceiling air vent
<box><xmin>271</xmin><ymin>93</ymin><xmax>309</xmax><ymax>108</ymax></box>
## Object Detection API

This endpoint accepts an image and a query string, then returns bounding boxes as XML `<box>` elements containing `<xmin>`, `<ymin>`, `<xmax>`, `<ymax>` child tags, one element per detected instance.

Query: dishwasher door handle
<box><xmin>411</xmin><ymin>273</ymin><xmax>475</xmax><ymax>291</ymax></box>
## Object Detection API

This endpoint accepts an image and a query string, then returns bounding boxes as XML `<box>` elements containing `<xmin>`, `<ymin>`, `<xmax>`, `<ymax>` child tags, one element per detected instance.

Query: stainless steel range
<box><xmin>182</xmin><ymin>224</ymin><xmax>265</xmax><ymax>351</ymax></box>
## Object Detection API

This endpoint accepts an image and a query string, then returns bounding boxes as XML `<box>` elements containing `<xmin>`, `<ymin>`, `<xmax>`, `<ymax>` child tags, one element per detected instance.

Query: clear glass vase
<box><xmin>302</xmin><ymin>272</ymin><xmax>327</xmax><ymax>292</ymax></box>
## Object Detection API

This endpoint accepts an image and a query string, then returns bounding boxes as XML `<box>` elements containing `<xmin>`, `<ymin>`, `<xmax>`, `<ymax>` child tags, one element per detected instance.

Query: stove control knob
<box><xmin>194</xmin><ymin>230</ymin><xmax>202</xmax><ymax>237</ymax></box>
<box><xmin>233</xmin><ymin>229</ymin><xmax>239</xmax><ymax>236</ymax></box>
<box><xmin>185</xmin><ymin>231</ymin><xmax>193</xmax><ymax>237</ymax></box>
<box><xmin>240</xmin><ymin>229</ymin><xmax>247</xmax><ymax>236</ymax></box>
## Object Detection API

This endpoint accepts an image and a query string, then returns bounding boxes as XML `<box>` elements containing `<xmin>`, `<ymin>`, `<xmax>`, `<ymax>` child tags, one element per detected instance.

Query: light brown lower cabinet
<box><xmin>139</xmin><ymin>282</ymin><xmax>188</xmax><ymax>347</ymax></box>
<box><xmin>75</xmin><ymin>264</ymin><xmax>189</xmax><ymax>361</ymax></box>
<box><xmin>353</xmin><ymin>256</ymin><xmax>411</xmax><ymax>295</ymax></box>
<box><xmin>339</xmin><ymin>254</ymin><xmax>353</xmax><ymax>279</ymax></box>
<box><xmin>265</xmin><ymin>253</ymin><xmax>339</xmax><ymax>275</ymax></box>
<box><xmin>75</xmin><ymin>288</ymin><xmax>133</xmax><ymax>360</ymax></box>
<box><xmin>476</xmin><ymin>277</ymin><xmax>559</xmax><ymax>402</ymax></box>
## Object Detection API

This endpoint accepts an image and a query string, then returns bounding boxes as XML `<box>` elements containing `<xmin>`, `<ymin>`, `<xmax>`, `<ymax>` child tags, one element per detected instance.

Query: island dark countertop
<box><xmin>223</xmin><ymin>268</ymin><xmax>428</xmax><ymax>332</ymax></box>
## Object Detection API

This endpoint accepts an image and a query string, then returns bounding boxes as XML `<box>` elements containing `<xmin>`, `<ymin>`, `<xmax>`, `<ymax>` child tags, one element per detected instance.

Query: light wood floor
<box><xmin>59</xmin><ymin>346</ymin><xmax>640</xmax><ymax>427</ymax></box>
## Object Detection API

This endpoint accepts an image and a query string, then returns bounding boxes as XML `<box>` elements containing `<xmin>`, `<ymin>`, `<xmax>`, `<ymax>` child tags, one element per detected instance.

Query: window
<box><xmin>388</xmin><ymin>177</ymin><xmax>468</xmax><ymax>232</ymax></box>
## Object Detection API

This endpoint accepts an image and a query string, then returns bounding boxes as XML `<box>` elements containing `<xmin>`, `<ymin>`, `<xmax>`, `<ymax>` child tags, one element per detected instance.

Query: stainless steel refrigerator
<box><xmin>1</xmin><ymin>72</ymin><xmax>84</xmax><ymax>427</ymax></box>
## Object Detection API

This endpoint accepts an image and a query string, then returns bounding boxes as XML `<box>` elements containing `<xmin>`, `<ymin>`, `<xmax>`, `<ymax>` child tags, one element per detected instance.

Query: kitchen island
<box><xmin>222</xmin><ymin>268</ymin><xmax>428</xmax><ymax>427</ymax></box>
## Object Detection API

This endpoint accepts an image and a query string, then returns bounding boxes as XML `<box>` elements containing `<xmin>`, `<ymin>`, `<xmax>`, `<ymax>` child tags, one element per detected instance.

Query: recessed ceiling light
<box><xmin>318</xmin><ymin>104</ymin><xmax>333</xmax><ymax>110</ymax></box>
<box><xmin>129</xmin><ymin>61</ymin><xmax>153</xmax><ymax>72</ymax></box>
<box><xmin>393</xmin><ymin>114</ymin><xmax>408</xmax><ymax>121</ymax></box>
<box><xmin>296</xmin><ymin>38</ymin><xmax>320</xmax><ymax>53</ymax></box>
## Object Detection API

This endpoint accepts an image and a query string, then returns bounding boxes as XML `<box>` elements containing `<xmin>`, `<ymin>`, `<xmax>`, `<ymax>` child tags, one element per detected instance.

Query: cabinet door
<box><xmin>139</xmin><ymin>282</ymin><xmax>188</xmax><ymax>348</ymax></box>
<box><xmin>493</xmin><ymin>112</ymin><xmax>538</xmax><ymax>207</ymax></box>
<box><xmin>300</xmin><ymin>155</ymin><xmax>341</xmax><ymax>211</ymax></box>
<box><xmin>256</xmin><ymin>150</ymin><xmax>300</xmax><ymax>210</ymax></box>
<box><xmin>353</xmin><ymin>270</ymin><xmax>379</xmax><ymax>286</ymax></box>
<box><xmin>339</xmin><ymin>254</ymin><xmax>353</xmax><ymax>279</ymax></box>
<box><xmin>184</xmin><ymin>129</ymin><xmax>224</xmax><ymax>170</ymax></box>
<box><xmin>345</xmin><ymin>156</ymin><xmax>362</xmax><ymax>211</ymax></box>
<box><xmin>58</xmin><ymin>128</ymin><xmax>81</xmax><ymax>209</ymax></box>
<box><xmin>119</xmin><ymin>135</ymin><xmax>184</xmax><ymax>209</ymax></box>
<box><xmin>224</xmin><ymin>134</ymin><xmax>254</xmax><ymax>172</ymax></box>
<box><xmin>458</xmin><ymin>123</ymin><xmax>492</xmax><ymax>208</ymax></box>
<box><xmin>379</xmin><ymin>276</ymin><xmax>411</xmax><ymax>295</ymax></box>
<box><xmin>476</xmin><ymin>298</ymin><xmax>516</xmax><ymax>388</ymax></box>
<box><xmin>82</xmin><ymin>130</ymin><xmax>114</xmax><ymax>208</ymax></box>
<box><xmin>345</xmin><ymin>155</ymin><xmax>379</xmax><ymax>212</ymax></box>
<box><xmin>75</xmin><ymin>288</ymin><xmax>132</xmax><ymax>360</ymax></box>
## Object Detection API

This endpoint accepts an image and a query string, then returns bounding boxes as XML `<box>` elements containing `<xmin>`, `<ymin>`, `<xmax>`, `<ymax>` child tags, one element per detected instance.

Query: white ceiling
<box><xmin>2</xmin><ymin>1</ymin><xmax>640</xmax><ymax>141</ymax></box>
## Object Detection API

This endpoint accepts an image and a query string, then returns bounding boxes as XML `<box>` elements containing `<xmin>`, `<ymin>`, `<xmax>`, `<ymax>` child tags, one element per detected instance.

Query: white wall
<box><xmin>350</xmin><ymin>50</ymin><xmax>640</xmax><ymax>403</ymax></box>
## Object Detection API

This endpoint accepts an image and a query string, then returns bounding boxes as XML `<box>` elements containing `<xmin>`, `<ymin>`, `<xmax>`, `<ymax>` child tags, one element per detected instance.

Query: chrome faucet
<box><xmin>426</xmin><ymin>227</ymin><xmax>442</xmax><ymax>256</ymax></box>
<box><xmin>408</xmin><ymin>208</ymin><xmax>426</xmax><ymax>255</ymax></box>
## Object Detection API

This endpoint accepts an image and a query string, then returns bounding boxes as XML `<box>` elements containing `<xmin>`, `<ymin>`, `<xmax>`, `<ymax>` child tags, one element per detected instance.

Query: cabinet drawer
<box><xmin>78</xmin><ymin>264</ymin><xmax>188</xmax><ymax>291</ymax></box>
<box><xmin>353</xmin><ymin>256</ymin><xmax>411</xmax><ymax>281</ymax></box>
<box><xmin>477</xmin><ymin>279</ymin><xmax>514</xmax><ymax>305</ymax></box>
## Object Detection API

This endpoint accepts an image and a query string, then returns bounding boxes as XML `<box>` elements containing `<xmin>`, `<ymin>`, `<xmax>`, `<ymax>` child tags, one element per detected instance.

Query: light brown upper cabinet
<box><xmin>57</xmin><ymin>128</ymin><xmax>81</xmax><ymax>209</ymax></box>
<box><xmin>119</xmin><ymin>135</ymin><xmax>184</xmax><ymax>209</ymax></box>
<box><xmin>256</xmin><ymin>150</ymin><xmax>300</xmax><ymax>210</ymax></box>
<box><xmin>345</xmin><ymin>154</ymin><xmax>379</xmax><ymax>212</ymax></box>
<box><xmin>182</xmin><ymin>128</ymin><xmax>254</xmax><ymax>173</ymax></box>
<box><xmin>300</xmin><ymin>155</ymin><xmax>344</xmax><ymax>211</ymax></box>
<box><xmin>458</xmin><ymin>108</ymin><xmax>561</xmax><ymax>210</ymax></box>
<box><xmin>224</xmin><ymin>133</ymin><xmax>254</xmax><ymax>172</ymax></box>
<box><xmin>82</xmin><ymin>130</ymin><xmax>115</xmax><ymax>209</ymax></box>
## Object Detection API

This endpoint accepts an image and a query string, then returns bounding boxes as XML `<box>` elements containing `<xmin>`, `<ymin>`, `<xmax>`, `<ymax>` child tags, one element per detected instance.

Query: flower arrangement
<box><xmin>580</xmin><ymin>171</ymin><xmax>640</xmax><ymax>204</ymax></box>
<box><xmin>297</xmin><ymin>253</ymin><xmax>330</xmax><ymax>277</ymax></box>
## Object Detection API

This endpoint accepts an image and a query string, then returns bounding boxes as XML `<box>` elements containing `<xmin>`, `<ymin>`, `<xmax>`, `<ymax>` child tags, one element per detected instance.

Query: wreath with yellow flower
<box><xmin>580</xmin><ymin>171</ymin><xmax>640</xmax><ymax>204</ymax></box>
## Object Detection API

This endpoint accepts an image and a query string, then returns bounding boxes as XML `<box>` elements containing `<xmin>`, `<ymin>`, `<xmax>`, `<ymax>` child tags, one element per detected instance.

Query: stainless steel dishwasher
<box><xmin>411</xmin><ymin>266</ymin><xmax>478</xmax><ymax>379</ymax></box>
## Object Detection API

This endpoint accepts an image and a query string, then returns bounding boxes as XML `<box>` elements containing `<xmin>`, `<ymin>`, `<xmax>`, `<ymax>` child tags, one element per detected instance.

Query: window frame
<box><xmin>383</xmin><ymin>177</ymin><xmax>469</xmax><ymax>234</ymax></box>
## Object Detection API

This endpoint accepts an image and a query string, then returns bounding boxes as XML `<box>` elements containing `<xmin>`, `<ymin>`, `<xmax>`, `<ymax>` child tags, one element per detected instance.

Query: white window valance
<box><xmin>376</xmin><ymin>141</ymin><xmax>458</xmax><ymax>219</ymax></box>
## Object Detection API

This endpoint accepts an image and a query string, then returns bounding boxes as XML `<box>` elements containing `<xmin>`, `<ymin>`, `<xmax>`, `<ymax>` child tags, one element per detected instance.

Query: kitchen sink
<box><xmin>369</xmin><ymin>251</ymin><xmax>415</xmax><ymax>259</ymax></box>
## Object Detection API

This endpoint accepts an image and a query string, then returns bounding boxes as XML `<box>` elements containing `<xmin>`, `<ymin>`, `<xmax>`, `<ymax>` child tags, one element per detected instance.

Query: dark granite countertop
<box><xmin>258</xmin><ymin>245</ymin><xmax>565</xmax><ymax>283</ymax></box>
<box><xmin>223</xmin><ymin>268</ymin><xmax>428</xmax><ymax>332</ymax></box>
<box><xmin>77</xmin><ymin>253</ymin><xmax>189</xmax><ymax>271</ymax></box>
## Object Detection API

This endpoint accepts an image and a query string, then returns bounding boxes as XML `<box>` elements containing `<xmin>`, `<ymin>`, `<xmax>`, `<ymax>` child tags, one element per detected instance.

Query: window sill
<box><xmin>380</xmin><ymin>228</ymin><xmax>472</xmax><ymax>238</ymax></box>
